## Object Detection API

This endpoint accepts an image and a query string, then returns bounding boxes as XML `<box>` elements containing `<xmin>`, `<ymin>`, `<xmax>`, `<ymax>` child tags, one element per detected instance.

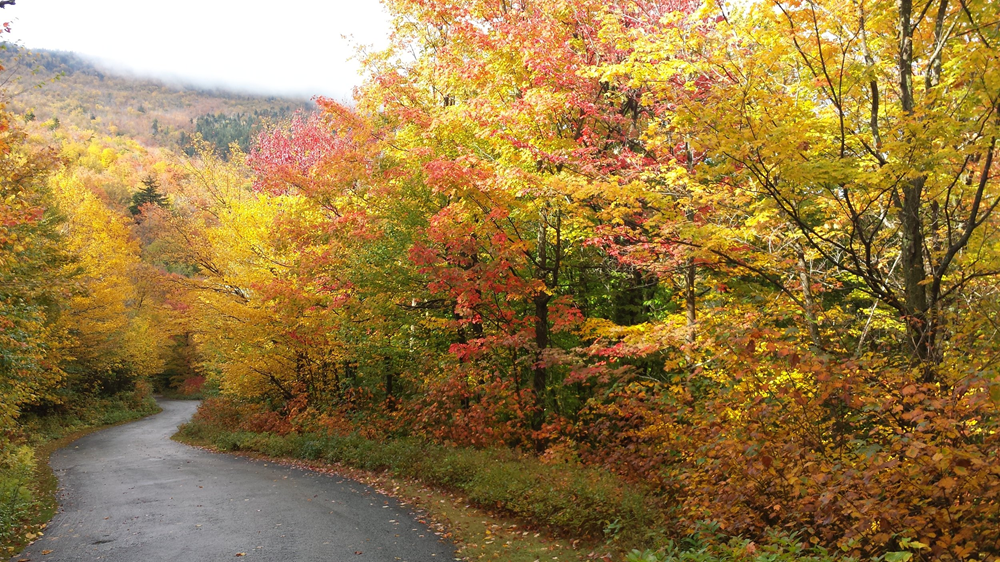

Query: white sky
<box><xmin>2</xmin><ymin>0</ymin><xmax>392</xmax><ymax>100</ymax></box>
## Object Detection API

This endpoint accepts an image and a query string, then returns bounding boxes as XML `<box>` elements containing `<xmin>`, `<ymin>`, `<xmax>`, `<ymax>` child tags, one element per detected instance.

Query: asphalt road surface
<box><xmin>13</xmin><ymin>400</ymin><xmax>456</xmax><ymax>562</ymax></box>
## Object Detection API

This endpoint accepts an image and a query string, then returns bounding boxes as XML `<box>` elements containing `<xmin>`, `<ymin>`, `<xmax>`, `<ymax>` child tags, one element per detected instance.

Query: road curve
<box><xmin>13</xmin><ymin>399</ymin><xmax>456</xmax><ymax>562</ymax></box>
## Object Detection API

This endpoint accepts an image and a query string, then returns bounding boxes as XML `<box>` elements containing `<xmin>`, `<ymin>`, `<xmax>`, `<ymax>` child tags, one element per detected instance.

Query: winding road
<box><xmin>13</xmin><ymin>400</ymin><xmax>456</xmax><ymax>561</ymax></box>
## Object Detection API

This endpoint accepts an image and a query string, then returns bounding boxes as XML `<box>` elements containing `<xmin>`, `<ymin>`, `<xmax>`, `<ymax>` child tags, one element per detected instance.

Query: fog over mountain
<box><xmin>2</xmin><ymin>0</ymin><xmax>391</xmax><ymax>99</ymax></box>
<box><xmin>0</xmin><ymin>47</ymin><xmax>313</xmax><ymax>153</ymax></box>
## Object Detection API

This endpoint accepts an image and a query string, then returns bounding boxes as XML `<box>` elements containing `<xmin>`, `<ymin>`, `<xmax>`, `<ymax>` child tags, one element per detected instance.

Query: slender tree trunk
<box><xmin>683</xmin><ymin>144</ymin><xmax>697</xmax><ymax>345</ymax></box>
<box><xmin>455</xmin><ymin>310</ymin><xmax>468</xmax><ymax>346</ymax></box>
<box><xmin>796</xmin><ymin>245</ymin><xmax>822</xmax><ymax>348</ymax></box>
<box><xmin>385</xmin><ymin>371</ymin><xmax>395</xmax><ymax>409</ymax></box>
<box><xmin>532</xmin><ymin>212</ymin><xmax>550</xmax><ymax>439</ymax></box>
<box><xmin>330</xmin><ymin>361</ymin><xmax>342</xmax><ymax>403</ymax></box>
<box><xmin>295</xmin><ymin>351</ymin><xmax>313</xmax><ymax>398</ymax></box>
<box><xmin>384</xmin><ymin>357</ymin><xmax>396</xmax><ymax>411</ymax></box>
<box><xmin>533</xmin><ymin>292</ymin><xmax>550</xmax><ymax>423</ymax></box>
<box><xmin>899</xmin><ymin>0</ymin><xmax>915</xmax><ymax>115</ymax></box>
<box><xmin>685</xmin><ymin>258</ymin><xmax>696</xmax><ymax>344</ymax></box>
<box><xmin>901</xmin><ymin>180</ymin><xmax>932</xmax><ymax>362</ymax></box>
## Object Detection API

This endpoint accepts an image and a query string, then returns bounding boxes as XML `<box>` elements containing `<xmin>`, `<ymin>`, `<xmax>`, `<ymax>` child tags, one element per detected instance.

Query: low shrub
<box><xmin>625</xmin><ymin>528</ymin><xmax>851</xmax><ymax>562</ymax></box>
<box><xmin>0</xmin><ymin>444</ymin><xmax>34</xmax><ymax>546</ymax></box>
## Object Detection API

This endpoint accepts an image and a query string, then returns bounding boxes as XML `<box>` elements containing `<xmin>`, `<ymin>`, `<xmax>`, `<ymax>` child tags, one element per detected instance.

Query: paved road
<box><xmin>13</xmin><ymin>400</ymin><xmax>455</xmax><ymax>562</ymax></box>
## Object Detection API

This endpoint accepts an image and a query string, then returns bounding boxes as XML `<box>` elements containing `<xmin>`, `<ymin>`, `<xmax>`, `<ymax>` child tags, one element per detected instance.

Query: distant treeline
<box><xmin>181</xmin><ymin>109</ymin><xmax>295</xmax><ymax>159</ymax></box>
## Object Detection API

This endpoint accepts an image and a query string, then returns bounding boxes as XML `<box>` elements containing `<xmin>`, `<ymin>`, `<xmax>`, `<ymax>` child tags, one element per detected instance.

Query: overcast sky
<box><xmin>2</xmin><ymin>0</ymin><xmax>392</xmax><ymax>100</ymax></box>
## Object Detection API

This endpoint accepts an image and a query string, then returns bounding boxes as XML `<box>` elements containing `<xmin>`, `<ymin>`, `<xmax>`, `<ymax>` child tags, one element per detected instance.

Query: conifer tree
<box><xmin>128</xmin><ymin>176</ymin><xmax>168</xmax><ymax>216</ymax></box>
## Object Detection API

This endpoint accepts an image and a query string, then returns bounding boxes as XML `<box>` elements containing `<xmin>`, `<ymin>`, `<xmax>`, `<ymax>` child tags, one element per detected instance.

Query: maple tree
<box><xmin>1</xmin><ymin>108</ymin><xmax>179</xmax><ymax>428</ymax></box>
<box><xmin>50</xmin><ymin>151</ymin><xmax>172</xmax><ymax>393</ymax></box>
<box><xmin>340</xmin><ymin>0</ymin><xmax>708</xmax><ymax>445</ymax></box>
<box><xmin>688</xmin><ymin>0</ymin><xmax>1000</xmax><ymax>373</ymax></box>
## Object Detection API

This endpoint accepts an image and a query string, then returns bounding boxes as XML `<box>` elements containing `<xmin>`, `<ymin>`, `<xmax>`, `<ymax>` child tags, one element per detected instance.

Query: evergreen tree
<box><xmin>128</xmin><ymin>176</ymin><xmax>168</xmax><ymax>216</ymax></box>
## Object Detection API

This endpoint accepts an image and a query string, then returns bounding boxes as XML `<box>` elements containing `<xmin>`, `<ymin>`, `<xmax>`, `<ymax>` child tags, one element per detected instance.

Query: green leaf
<box><xmin>989</xmin><ymin>384</ymin><xmax>1000</xmax><ymax>405</ymax></box>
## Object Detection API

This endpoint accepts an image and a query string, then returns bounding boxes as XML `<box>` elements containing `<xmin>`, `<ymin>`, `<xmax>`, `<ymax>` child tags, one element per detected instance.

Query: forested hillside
<box><xmin>0</xmin><ymin>47</ymin><xmax>310</xmax><ymax>152</ymax></box>
<box><xmin>3</xmin><ymin>0</ymin><xmax>1000</xmax><ymax>561</ymax></box>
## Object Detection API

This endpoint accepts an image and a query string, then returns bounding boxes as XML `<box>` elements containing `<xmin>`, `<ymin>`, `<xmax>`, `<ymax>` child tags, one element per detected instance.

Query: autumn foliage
<box><xmin>150</xmin><ymin>0</ymin><xmax>1000</xmax><ymax>559</ymax></box>
<box><xmin>4</xmin><ymin>0</ymin><xmax>1000</xmax><ymax>559</ymax></box>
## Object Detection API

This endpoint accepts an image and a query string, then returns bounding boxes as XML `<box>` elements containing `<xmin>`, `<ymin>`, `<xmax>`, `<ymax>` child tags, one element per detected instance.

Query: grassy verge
<box><xmin>1</xmin><ymin>392</ymin><xmax>161</xmax><ymax>558</ymax></box>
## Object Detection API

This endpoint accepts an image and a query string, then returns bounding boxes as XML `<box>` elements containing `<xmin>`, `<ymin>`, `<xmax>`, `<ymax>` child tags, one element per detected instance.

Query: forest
<box><xmin>2</xmin><ymin>0</ymin><xmax>1000</xmax><ymax>561</ymax></box>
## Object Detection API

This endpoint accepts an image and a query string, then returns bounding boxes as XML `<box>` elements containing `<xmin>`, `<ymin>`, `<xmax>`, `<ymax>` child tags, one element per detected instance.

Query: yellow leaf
<box><xmin>937</xmin><ymin>477</ymin><xmax>957</xmax><ymax>490</ymax></box>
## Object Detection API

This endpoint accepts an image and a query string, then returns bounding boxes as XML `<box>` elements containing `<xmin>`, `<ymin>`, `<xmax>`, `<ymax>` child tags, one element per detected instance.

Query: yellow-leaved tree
<box><xmin>50</xmin><ymin>164</ymin><xmax>170</xmax><ymax>394</ymax></box>
<box><xmin>0</xmin><ymin>106</ymin><xmax>68</xmax><ymax>427</ymax></box>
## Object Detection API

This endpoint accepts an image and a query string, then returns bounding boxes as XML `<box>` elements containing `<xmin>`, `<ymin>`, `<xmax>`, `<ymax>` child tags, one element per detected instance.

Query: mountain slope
<box><xmin>0</xmin><ymin>47</ymin><xmax>313</xmax><ymax>152</ymax></box>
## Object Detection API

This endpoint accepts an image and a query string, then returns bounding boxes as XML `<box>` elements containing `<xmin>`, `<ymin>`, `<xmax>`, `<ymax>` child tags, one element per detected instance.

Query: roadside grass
<box><xmin>1</xmin><ymin>392</ymin><xmax>161</xmax><ymax>558</ymax></box>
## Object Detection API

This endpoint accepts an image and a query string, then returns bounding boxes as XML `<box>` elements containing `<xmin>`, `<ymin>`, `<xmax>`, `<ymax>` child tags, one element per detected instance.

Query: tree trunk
<box><xmin>796</xmin><ymin>245</ymin><xmax>822</xmax><ymax>348</ymax></box>
<box><xmin>533</xmin><ymin>292</ymin><xmax>550</xmax><ymax>426</ymax></box>
<box><xmin>384</xmin><ymin>357</ymin><xmax>396</xmax><ymax>411</ymax></box>
<box><xmin>532</xmin><ymin>212</ymin><xmax>550</xmax><ymax>439</ymax></box>
<box><xmin>897</xmin><ymin>0</ymin><xmax>936</xmax><ymax>371</ymax></box>
<box><xmin>901</xmin><ymin>178</ymin><xmax>933</xmax><ymax>363</ymax></box>
<box><xmin>685</xmin><ymin>258</ymin><xmax>696</xmax><ymax>344</ymax></box>
<box><xmin>683</xmin><ymin>144</ymin><xmax>698</xmax><ymax>345</ymax></box>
